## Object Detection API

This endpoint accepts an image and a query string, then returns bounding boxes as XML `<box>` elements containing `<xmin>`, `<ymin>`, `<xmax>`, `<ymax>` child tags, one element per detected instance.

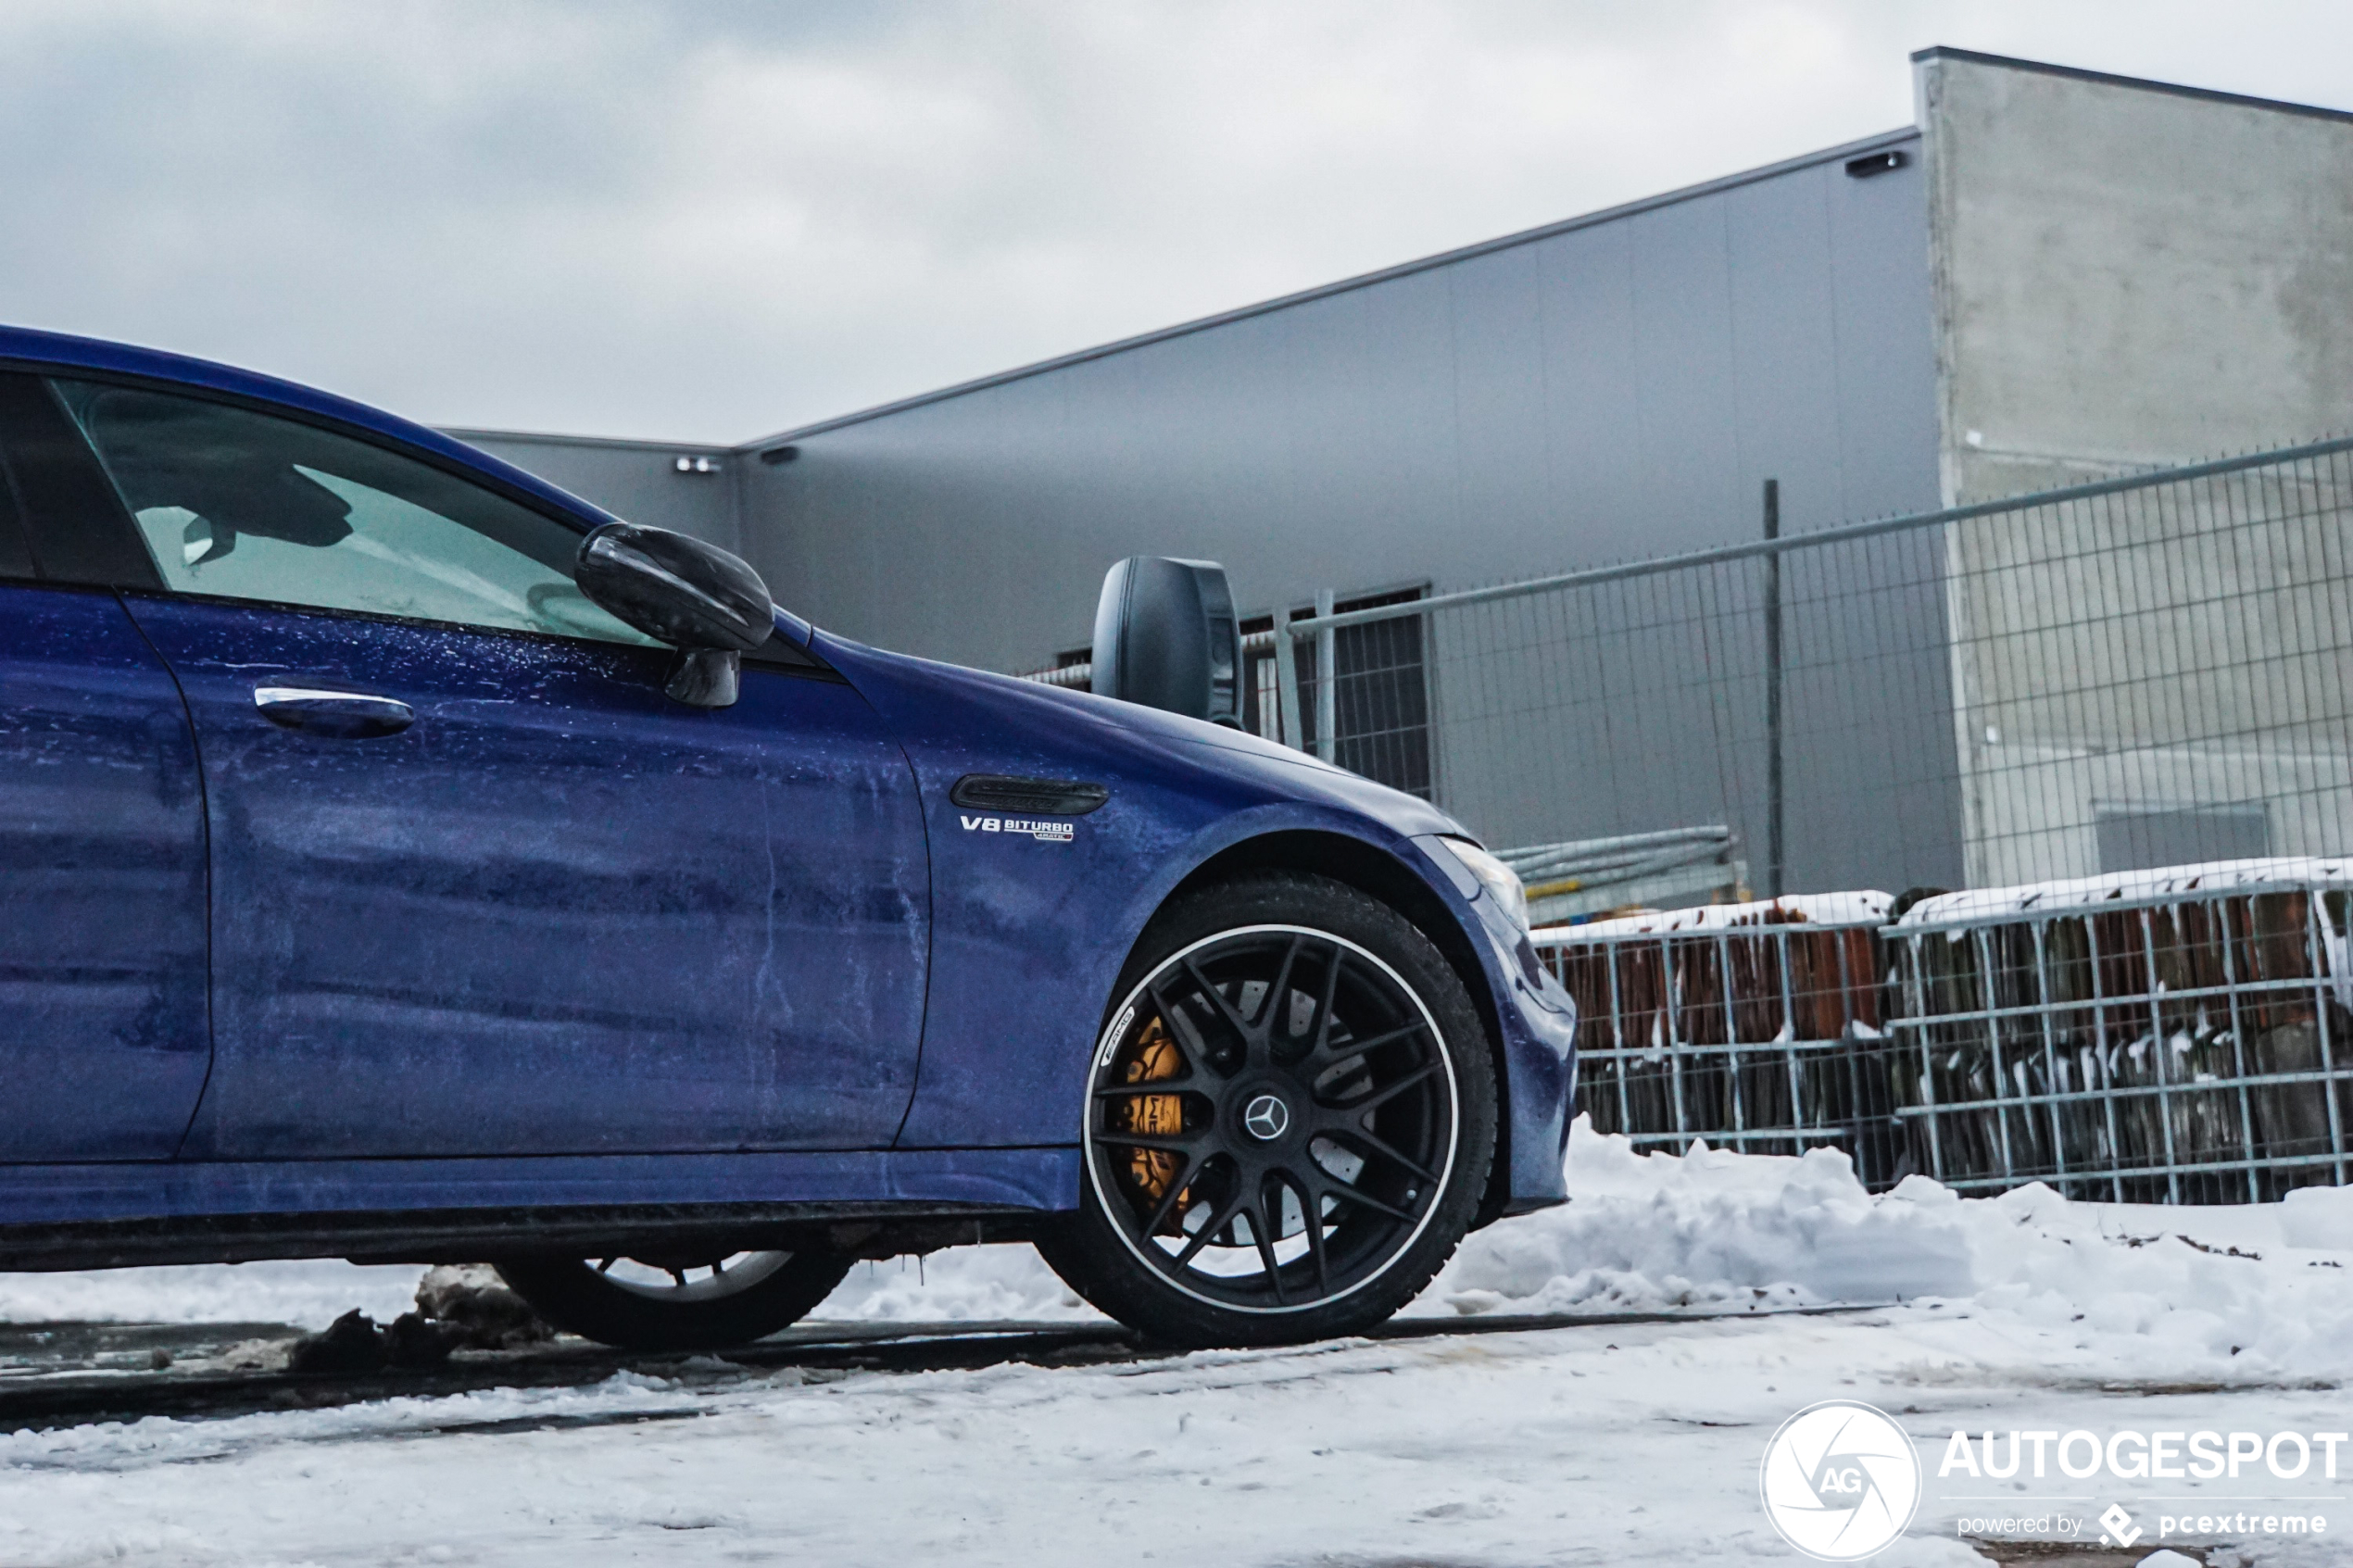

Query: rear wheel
<box><xmin>1039</xmin><ymin>872</ymin><xmax>1497</xmax><ymax>1348</ymax></box>
<box><xmin>495</xmin><ymin>1248</ymin><xmax>851</xmax><ymax>1350</ymax></box>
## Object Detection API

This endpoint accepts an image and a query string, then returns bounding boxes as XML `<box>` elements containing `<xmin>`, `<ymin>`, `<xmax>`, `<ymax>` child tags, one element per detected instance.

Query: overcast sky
<box><xmin>5</xmin><ymin>2</ymin><xmax>2347</xmax><ymax>443</ymax></box>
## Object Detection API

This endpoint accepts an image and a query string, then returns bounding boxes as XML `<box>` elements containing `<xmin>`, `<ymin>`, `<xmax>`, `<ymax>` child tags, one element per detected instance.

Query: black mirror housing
<box><xmin>1090</xmin><ymin>556</ymin><xmax>1240</xmax><ymax>726</ymax></box>
<box><xmin>575</xmin><ymin>523</ymin><xmax>774</xmax><ymax>708</ymax></box>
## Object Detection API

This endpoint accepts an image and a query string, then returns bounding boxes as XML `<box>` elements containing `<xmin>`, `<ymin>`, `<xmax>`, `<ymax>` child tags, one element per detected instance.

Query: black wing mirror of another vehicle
<box><xmin>575</xmin><ymin>522</ymin><xmax>775</xmax><ymax>708</ymax></box>
<box><xmin>1090</xmin><ymin>556</ymin><xmax>1241</xmax><ymax>727</ymax></box>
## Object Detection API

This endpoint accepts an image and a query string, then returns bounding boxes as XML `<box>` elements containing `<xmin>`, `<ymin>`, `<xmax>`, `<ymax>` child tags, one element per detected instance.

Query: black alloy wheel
<box><xmin>1041</xmin><ymin>872</ymin><xmax>1496</xmax><ymax>1348</ymax></box>
<box><xmin>496</xmin><ymin>1248</ymin><xmax>852</xmax><ymax>1350</ymax></box>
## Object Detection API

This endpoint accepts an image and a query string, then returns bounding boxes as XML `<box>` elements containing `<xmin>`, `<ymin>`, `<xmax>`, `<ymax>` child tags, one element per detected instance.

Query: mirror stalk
<box><xmin>665</xmin><ymin>648</ymin><xmax>740</xmax><ymax>709</ymax></box>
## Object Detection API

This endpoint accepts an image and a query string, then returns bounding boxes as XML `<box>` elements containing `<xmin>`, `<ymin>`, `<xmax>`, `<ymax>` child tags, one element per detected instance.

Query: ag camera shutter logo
<box><xmin>1759</xmin><ymin>1400</ymin><xmax>1922</xmax><ymax>1561</ymax></box>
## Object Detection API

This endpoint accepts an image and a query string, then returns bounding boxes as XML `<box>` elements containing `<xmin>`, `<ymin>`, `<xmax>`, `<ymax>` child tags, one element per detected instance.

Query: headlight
<box><xmin>1437</xmin><ymin>835</ymin><xmax>1529</xmax><ymax>932</ymax></box>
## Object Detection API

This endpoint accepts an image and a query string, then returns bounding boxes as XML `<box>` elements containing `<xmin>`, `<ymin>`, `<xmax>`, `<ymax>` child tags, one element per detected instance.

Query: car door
<box><xmin>48</xmin><ymin>373</ymin><xmax>929</xmax><ymax>1160</ymax></box>
<box><xmin>0</xmin><ymin>374</ymin><xmax>211</xmax><ymax>1160</ymax></box>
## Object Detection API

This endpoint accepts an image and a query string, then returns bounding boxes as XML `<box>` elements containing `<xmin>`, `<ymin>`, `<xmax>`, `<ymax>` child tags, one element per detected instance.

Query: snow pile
<box><xmin>1419</xmin><ymin>1123</ymin><xmax>1974</xmax><ymax>1315</ymax></box>
<box><xmin>1428</xmin><ymin>1119</ymin><xmax>2353</xmax><ymax>1380</ymax></box>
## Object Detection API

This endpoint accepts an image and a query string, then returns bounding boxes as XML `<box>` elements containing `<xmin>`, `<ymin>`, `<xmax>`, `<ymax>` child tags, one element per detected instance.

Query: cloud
<box><xmin>1</xmin><ymin>0</ymin><xmax>2346</xmax><ymax>439</ymax></box>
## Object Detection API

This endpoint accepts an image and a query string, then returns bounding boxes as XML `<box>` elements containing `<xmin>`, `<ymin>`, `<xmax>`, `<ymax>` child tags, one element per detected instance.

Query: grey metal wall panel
<box><xmin>1825</xmin><ymin>150</ymin><xmax>1947</xmax><ymax>524</ymax></box>
<box><xmin>1532</xmin><ymin>218</ymin><xmax>1645</xmax><ymax>554</ymax></box>
<box><xmin>1626</xmin><ymin>195</ymin><xmax>1749</xmax><ymax>544</ymax></box>
<box><xmin>727</xmin><ymin>132</ymin><xmax>1950</xmax><ymax>890</ymax></box>
<box><xmin>447</xmin><ymin>432</ymin><xmax>744</xmax><ymax>553</ymax></box>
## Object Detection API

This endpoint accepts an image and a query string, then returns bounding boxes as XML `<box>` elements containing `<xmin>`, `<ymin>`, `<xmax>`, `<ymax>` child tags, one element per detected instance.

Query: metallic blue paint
<box><xmin>0</xmin><ymin>1148</ymin><xmax>1076</xmax><ymax>1229</ymax></box>
<box><xmin>123</xmin><ymin>595</ymin><xmax>929</xmax><ymax>1160</ymax></box>
<box><xmin>0</xmin><ymin>324</ymin><xmax>1574</xmax><ymax>1255</ymax></box>
<box><xmin>0</xmin><ymin>584</ymin><xmax>210</xmax><ymax>1159</ymax></box>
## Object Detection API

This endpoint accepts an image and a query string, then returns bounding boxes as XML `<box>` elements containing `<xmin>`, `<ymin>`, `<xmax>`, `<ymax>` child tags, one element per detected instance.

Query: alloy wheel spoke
<box><xmin>1329</xmin><ymin>1123</ymin><xmax>1441</xmax><ymax>1185</ymax></box>
<box><xmin>1309</xmin><ymin>947</ymin><xmax>1345</xmax><ymax>1057</ymax></box>
<box><xmin>1322</xmin><ymin>1060</ymin><xmax>1441</xmax><ymax>1118</ymax></box>
<box><xmin>1317</xmin><ymin>1178</ymin><xmax>1418</xmax><ymax>1223</ymax></box>
<box><xmin>1259</xmin><ymin>935</ymin><xmax>1306</xmax><ymax>1056</ymax></box>
<box><xmin>1143</xmin><ymin>981</ymin><xmax>1217</xmax><ymax>1078</ymax></box>
<box><xmin>1180</xmin><ymin>953</ymin><xmax>1261</xmax><ymax>1062</ymax></box>
<box><xmin>1109</xmin><ymin>1129</ymin><xmax>1206</xmax><ymax>1154</ymax></box>
<box><xmin>1247</xmin><ymin>1187</ymin><xmax>1287</xmax><ymax>1305</ymax></box>
<box><xmin>1315</xmin><ymin>1019</ymin><xmax>1425</xmax><ymax>1067</ymax></box>
<box><xmin>1171</xmin><ymin>1189</ymin><xmax>1250</xmax><ymax>1271</ymax></box>
<box><xmin>1139</xmin><ymin>1156</ymin><xmax>1201</xmax><ymax>1236</ymax></box>
<box><xmin>1277</xmin><ymin>1167</ymin><xmax>1329</xmax><ymax>1298</ymax></box>
<box><xmin>1094</xmin><ymin>1081</ymin><xmax>1190</xmax><ymax>1100</ymax></box>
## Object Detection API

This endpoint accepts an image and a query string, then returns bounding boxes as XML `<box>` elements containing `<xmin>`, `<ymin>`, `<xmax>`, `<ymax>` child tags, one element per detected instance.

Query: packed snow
<box><xmin>1535</xmin><ymin>889</ymin><xmax>1894</xmax><ymax>943</ymax></box>
<box><xmin>1898</xmin><ymin>856</ymin><xmax>2353</xmax><ymax>926</ymax></box>
<box><xmin>11</xmin><ymin>1123</ymin><xmax>2353</xmax><ymax>1562</ymax></box>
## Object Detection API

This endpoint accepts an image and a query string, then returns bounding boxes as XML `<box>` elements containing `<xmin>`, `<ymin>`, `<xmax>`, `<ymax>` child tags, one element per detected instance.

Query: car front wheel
<box><xmin>1039</xmin><ymin>872</ymin><xmax>1497</xmax><ymax>1348</ymax></box>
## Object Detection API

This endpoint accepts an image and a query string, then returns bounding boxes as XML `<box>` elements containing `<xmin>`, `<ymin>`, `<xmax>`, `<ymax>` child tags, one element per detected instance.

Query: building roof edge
<box><xmin>736</xmin><ymin>124</ymin><xmax>1921</xmax><ymax>452</ymax></box>
<box><xmin>1911</xmin><ymin>45</ymin><xmax>2353</xmax><ymax>127</ymax></box>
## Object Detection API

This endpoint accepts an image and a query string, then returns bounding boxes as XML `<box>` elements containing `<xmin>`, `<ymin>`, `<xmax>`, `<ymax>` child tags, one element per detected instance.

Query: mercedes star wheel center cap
<box><xmin>1243</xmin><ymin>1093</ymin><xmax>1291</xmax><ymax>1141</ymax></box>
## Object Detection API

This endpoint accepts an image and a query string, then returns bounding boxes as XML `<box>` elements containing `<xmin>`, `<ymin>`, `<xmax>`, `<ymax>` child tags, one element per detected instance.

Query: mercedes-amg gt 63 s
<box><xmin>0</xmin><ymin>326</ymin><xmax>1577</xmax><ymax>1349</ymax></box>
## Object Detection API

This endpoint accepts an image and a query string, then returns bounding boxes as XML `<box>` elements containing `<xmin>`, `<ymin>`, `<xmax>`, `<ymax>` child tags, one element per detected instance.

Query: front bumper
<box><xmin>1413</xmin><ymin>835</ymin><xmax>1578</xmax><ymax>1213</ymax></box>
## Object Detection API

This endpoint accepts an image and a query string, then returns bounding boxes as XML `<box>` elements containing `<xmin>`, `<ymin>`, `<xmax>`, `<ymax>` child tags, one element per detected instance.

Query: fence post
<box><xmin>1764</xmin><ymin>477</ymin><xmax>1784</xmax><ymax>899</ymax></box>
<box><xmin>1314</xmin><ymin>588</ymin><xmax>1338</xmax><ymax>762</ymax></box>
<box><xmin>1274</xmin><ymin>617</ymin><xmax>1304</xmax><ymax>750</ymax></box>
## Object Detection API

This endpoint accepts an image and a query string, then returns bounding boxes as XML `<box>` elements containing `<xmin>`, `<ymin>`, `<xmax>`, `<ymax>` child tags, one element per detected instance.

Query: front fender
<box><xmin>895</xmin><ymin>790</ymin><xmax>1453</xmax><ymax>1152</ymax></box>
<box><xmin>823</xmin><ymin>636</ymin><xmax>1573</xmax><ymax>1211</ymax></box>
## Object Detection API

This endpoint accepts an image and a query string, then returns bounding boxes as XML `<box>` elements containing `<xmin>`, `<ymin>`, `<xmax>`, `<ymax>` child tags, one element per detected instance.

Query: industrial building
<box><xmin>458</xmin><ymin>47</ymin><xmax>2353</xmax><ymax>894</ymax></box>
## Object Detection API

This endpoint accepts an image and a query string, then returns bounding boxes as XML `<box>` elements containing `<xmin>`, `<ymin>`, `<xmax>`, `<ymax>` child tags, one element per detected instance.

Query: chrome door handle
<box><xmin>253</xmin><ymin>685</ymin><xmax>416</xmax><ymax>739</ymax></box>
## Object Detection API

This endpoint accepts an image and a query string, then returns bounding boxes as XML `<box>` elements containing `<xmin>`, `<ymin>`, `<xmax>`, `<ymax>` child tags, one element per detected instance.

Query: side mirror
<box><xmin>1090</xmin><ymin>556</ymin><xmax>1240</xmax><ymax>726</ymax></box>
<box><xmin>575</xmin><ymin>522</ymin><xmax>774</xmax><ymax>708</ymax></box>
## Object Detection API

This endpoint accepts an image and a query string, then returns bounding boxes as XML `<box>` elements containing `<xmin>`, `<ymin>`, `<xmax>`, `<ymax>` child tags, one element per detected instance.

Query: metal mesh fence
<box><xmin>1540</xmin><ymin>877</ymin><xmax>2353</xmax><ymax>1201</ymax></box>
<box><xmin>1029</xmin><ymin>435</ymin><xmax>2353</xmax><ymax>1202</ymax></box>
<box><xmin>1266</xmin><ymin>436</ymin><xmax>2353</xmax><ymax>1202</ymax></box>
<box><xmin>1886</xmin><ymin>882</ymin><xmax>2353</xmax><ymax>1204</ymax></box>
<box><xmin>1545</xmin><ymin>898</ymin><xmax>1904</xmax><ymax>1179</ymax></box>
<box><xmin>1278</xmin><ymin>438</ymin><xmax>2353</xmax><ymax>899</ymax></box>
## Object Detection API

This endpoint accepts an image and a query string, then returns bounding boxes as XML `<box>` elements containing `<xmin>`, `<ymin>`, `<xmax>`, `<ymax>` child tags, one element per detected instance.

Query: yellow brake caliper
<box><xmin>1114</xmin><ymin>1016</ymin><xmax>1189</xmax><ymax>1228</ymax></box>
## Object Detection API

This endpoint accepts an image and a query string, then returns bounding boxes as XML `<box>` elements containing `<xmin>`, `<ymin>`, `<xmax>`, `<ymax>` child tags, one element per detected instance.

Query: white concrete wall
<box><xmin>1918</xmin><ymin>50</ymin><xmax>2353</xmax><ymax>883</ymax></box>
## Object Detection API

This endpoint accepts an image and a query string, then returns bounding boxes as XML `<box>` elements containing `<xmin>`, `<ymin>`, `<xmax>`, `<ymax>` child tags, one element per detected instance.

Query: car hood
<box><xmin>812</xmin><ymin>634</ymin><xmax>1471</xmax><ymax>844</ymax></box>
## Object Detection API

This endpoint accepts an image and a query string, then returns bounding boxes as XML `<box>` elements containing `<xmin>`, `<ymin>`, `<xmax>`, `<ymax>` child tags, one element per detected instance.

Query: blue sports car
<box><xmin>0</xmin><ymin>326</ymin><xmax>1576</xmax><ymax>1349</ymax></box>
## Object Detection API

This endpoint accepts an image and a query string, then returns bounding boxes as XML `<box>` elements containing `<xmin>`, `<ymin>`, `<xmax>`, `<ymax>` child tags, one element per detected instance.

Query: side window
<box><xmin>52</xmin><ymin>378</ymin><xmax>657</xmax><ymax>646</ymax></box>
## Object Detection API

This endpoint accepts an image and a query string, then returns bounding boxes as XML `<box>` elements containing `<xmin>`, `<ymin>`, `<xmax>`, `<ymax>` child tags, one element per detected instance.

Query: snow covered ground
<box><xmin>8</xmin><ymin>1123</ymin><xmax>2353</xmax><ymax>1564</ymax></box>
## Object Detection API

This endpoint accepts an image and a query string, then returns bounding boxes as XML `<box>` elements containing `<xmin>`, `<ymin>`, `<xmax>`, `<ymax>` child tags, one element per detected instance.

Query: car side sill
<box><xmin>0</xmin><ymin>1200</ymin><xmax>1050</xmax><ymax>1273</ymax></box>
<box><xmin>0</xmin><ymin>1147</ymin><xmax>1083</xmax><ymax>1270</ymax></box>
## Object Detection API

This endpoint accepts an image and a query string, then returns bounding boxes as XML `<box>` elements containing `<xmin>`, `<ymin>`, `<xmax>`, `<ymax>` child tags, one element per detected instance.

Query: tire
<box><xmin>1038</xmin><ymin>871</ymin><xmax>1498</xmax><ymax>1348</ymax></box>
<box><xmin>495</xmin><ymin>1248</ymin><xmax>852</xmax><ymax>1351</ymax></box>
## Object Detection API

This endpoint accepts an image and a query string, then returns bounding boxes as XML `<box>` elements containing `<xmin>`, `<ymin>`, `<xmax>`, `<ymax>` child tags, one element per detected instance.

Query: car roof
<box><xmin>0</xmin><ymin>324</ymin><xmax>618</xmax><ymax>531</ymax></box>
